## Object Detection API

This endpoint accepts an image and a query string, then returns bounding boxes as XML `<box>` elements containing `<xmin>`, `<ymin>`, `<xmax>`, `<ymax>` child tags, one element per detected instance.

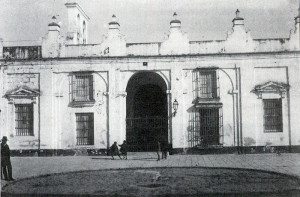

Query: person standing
<box><xmin>161</xmin><ymin>140</ymin><xmax>168</xmax><ymax>159</ymax></box>
<box><xmin>157</xmin><ymin>140</ymin><xmax>161</xmax><ymax>161</ymax></box>
<box><xmin>1</xmin><ymin>136</ymin><xmax>14</xmax><ymax>181</ymax></box>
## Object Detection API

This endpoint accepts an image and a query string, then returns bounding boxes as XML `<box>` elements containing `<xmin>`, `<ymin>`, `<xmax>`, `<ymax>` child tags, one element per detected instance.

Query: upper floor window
<box><xmin>15</xmin><ymin>104</ymin><xmax>33</xmax><ymax>136</ymax></box>
<box><xmin>72</xmin><ymin>73</ymin><xmax>94</xmax><ymax>102</ymax></box>
<box><xmin>263</xmin><ymin>99</ymin><xmax>282</xmax><ymax>133</ymax></box>
<box><xmin>193</xmin><ymin>69</ymin><xmax>218</xmax><ymax>100</ymax></box>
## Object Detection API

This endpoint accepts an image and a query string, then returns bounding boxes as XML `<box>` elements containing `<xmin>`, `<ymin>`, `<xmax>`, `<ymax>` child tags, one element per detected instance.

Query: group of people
<box><xmin>109</xmin><ymin>139</ymin><xmax>169</xmax><ymax>161</ymax></box>
<box><xmin>1</xmin><ymin>136</ymin><xmax>15</xmax><ymax>181</ymax></box>
<box><xmin>110</xmin><ymin>140</ymin><xmax>128</xmax><ymax>160</ymax></box>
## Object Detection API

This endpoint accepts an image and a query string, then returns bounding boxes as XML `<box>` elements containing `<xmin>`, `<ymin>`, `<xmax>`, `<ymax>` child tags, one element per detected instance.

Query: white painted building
<box><xmin>0</xmin><ymin>2</ymin><xmax>300</xmax><ymax>155</ymax></box>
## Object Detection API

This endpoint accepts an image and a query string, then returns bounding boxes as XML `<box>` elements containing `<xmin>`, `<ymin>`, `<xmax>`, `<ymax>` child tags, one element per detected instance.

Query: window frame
<box><xmin>75</xmin><ymin>113</ymin><xmax>94</xmax><ymax>146</ymax></box>
<box><xmin>71</xmin><ymin>72</ymin><xmax>95</xmax><ymax>103</ymax></box>
<box><xmin>193</xmin><ymin>69</ymin><xmax>219</xmax><ymax>100</ymax></box>
<box><xmin>263</xmin><ymin>99</ymin><xmax>283</xmax><ymax>133</ymax></box>
<box><xmin>188</xmin><ymin>107</ymin><xmax>223</xmax><ymax>148</ymax></box>
<box><xmin>15</xmin><ymin>104</ymin><xmax>34</xmax><ymax>136</ymax></box>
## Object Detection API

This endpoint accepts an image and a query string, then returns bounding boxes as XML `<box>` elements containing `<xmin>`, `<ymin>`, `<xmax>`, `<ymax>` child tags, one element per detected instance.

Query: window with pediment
<box><xmin>5</xmin><ymin>86</ymin><xmax>39</xmax><ymax>137</ymax></box>
<box><xmin>252</xmin><ymin>81</ymin><xmax>288</xmax><ymax>133</ymax></box>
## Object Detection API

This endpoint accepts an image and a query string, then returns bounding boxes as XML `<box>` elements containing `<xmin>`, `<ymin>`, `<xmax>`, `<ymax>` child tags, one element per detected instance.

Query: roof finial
<box><xmin>48</xmin><ymin>15</ymin><xmax>60</xmax><ymax>28</ymax></box>
<box><xmin>235</xmin><ymin>9</ymin><xmax>240</xmax><ymax>18</ymax></box>
<box><xmin>112</xmin><ymin>14</ymin><xmax>116</xmax><ymax>22</ymax></box>
<box><xmin>109</xmin><ymin>14</ymin><xmax>120</xmax><ymax>28</ymax></box>
<box><xmin>173</xmin><ymin>12</ymin><xmax>177</xmax><ymax>19</ymax></box>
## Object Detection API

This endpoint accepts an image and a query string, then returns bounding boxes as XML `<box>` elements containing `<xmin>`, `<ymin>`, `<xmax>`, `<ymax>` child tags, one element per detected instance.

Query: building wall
<box><xmin>1</xmin><ymin>52</ymin><xmax>299</xmax><ymax>151</ymax></box>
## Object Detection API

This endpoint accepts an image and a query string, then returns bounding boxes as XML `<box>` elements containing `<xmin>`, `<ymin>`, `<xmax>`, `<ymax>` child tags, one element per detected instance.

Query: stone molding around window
<box><xmin>251</xmin><ymin>81</ymin><xmax>289</xmax><ymax>99</ymax></box>
<box><xmin>5</xmin><ymin>86</ymin><xmax>40</xmax><ymax>104</ymax></box>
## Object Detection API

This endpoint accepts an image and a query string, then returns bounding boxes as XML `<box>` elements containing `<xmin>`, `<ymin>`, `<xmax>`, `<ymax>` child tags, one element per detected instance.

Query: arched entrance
<box><xmin>126</xmin><ymin>72</ymin><xmax>168</xmax><ymax>151</ymax></box>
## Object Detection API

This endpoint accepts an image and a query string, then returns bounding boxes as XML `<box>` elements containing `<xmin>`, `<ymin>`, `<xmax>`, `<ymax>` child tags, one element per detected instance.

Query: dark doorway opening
<box><xmin>126</xmin><ymin>72</ymin><xmax>168</xmax><ymax>151</ymax></box>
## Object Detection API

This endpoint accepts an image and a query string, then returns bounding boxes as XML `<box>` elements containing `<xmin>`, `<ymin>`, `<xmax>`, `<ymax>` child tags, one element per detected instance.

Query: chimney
<box><xmin>100</xmin><ymin>14</ymin><xmax>126</xmax><ymax>56</ymax></box>
<box><xmin>232</xmin><ymin>9</ymin><xmax>244</xmax><ymax>26</ymax></box>
<box><xmin>42</xmin><ymin>16</ymin><xmax>61</xmax><ymax>58</ymax></box>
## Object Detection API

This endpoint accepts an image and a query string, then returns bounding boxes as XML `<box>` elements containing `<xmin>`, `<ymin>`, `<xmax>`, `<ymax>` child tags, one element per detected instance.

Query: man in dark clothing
<box><xmin>1</xmin><ymin>136</ymin><xmax>14</xmax><ymax>181</ymax></box>
<box><xmin>110</xmin><ymin>141</ymin><xmax>122</xmax><ymax>160</ymax></box>
<box><xmin>161</xmin><ymin>140</ymin><xmax>168</xmax><ymax>159</ymax></box>
<box><xmin>119</xmin><ymin>140</ymin><xmax>128</xmax><ymax>160</ymax></box>
<box><xmin>157</xmin><ymin>140</ymin><xmax>161</xmax><ymax>161</ymax></box>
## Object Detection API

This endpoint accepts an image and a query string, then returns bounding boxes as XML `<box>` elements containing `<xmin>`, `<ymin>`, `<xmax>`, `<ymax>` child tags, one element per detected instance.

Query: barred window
<box><xmin>15</xmin><ymin>104</ymin><xmax>33</xmax><ymax>136</ymax></box>
<box><xmin>188</xmin><ymin>108</ymin><xmax>223</xmax><ymax>148</ymax></box>
<box><xmin>76</xmin><ymin>113</ymin><xmax>94</xmax><ymax>145</ymax></box>
<box><xmin>193</xmin><ymin>70</ymin><xmax>218</xmax><ymax>99</ymax></box>
<box><xmin>263</xmin><ymin>99</ymin><xmax>282</xmax><ymax>133</ymax></box>
<box><xmin>72</xmin><ymin>73</ymin><xmax>94</xmax><ymax>102</ymax></box>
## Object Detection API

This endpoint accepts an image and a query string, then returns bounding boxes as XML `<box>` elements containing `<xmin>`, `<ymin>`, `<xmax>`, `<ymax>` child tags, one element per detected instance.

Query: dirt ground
<box><xmin>2</xmin><ymin>167</ymin><xmax>300</xmax><ymax>196</ymax></box>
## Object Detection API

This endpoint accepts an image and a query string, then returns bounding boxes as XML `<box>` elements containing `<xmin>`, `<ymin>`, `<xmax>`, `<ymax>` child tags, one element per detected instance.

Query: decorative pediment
<box><xmin>5</xmin><ymin>87</ymin><xmax>40</xmax><ymax>99</ymax></box>
<box><xmin>251</xmin><ymin>81</ymin><xmax>289</xmax><ymax>99</ymax></box>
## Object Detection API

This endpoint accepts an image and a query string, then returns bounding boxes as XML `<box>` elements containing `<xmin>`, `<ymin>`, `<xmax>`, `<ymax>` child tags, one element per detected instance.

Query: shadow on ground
<box><xmin>2</xmin><ymin>167</ymin><xmax>300</xmax><ymax>197</ymax></box>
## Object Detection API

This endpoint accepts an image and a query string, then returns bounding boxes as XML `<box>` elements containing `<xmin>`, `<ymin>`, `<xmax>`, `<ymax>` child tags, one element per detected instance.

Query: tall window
<box><xmin>76</xmin><ymin>113</ymin><xmax>94</xmax><ymax>145</ymax></box>
<box><xmin>188</xmin><ymin>108</ymin><xmax>223</xmax><ymax>147</ymax></box>
<box><xmin>193</xmin><ymin>70</ymin><xmax>218</xmax><ymax>99</ymax></box>
<box><xmin>72</xmin><ymin>73</ymin><xmax>94</xmax><ymax>102</ymax></box>
<box><xmin>263</xmin><ymin>99</ymin><xmax>282</xmax><ymax>133</ymax></box>
<box><xmin>15</xmin><ymin>104</ymin><xmax>33</xmax><ymax>136</ymax></box>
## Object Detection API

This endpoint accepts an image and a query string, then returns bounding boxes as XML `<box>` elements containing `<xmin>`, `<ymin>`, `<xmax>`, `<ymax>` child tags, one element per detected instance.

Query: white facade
<box><xmin>0</xmin><ymin>3</ymin><xmax>300</xmax><ymax>153</ymax></box>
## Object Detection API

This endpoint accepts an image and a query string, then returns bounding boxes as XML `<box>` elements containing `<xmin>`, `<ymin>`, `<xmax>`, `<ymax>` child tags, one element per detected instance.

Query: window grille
<box><xmin>188</xmin><ymin>108</ymin><xmax>223</xmax><ymax>148</ymax></box>
<box><xmin>263</xmin><ymin>99</ymin><xmax>282</xmax><ymax>133</ymax></box>
<box><xmin>72</xmin><ymin>73</ymin><xmax>94</xmax><ymax>102</ymax></box>
<box><xmin>3</xmin><ymin>46</ymin><xmax>41</xmax><ymax>59</ymax></box>
<box><xmin>15</xmin><ymin>104</ymin><xmax>33</xmax><ymax>136</ymax></box>
<box><xmin>76</xmin><ymin>113</ymin><xmax>94</xmax><ymax>145</ymax></box>
<box><xmin>193</xmin><ymin>70</ymin><xmax>218</xmax><ymax>99</ymax></box>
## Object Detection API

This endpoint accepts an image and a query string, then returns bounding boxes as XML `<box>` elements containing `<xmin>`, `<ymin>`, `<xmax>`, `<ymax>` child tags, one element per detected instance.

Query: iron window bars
<box><xmin>72</xmin><ymin>73</ymin><xmax>94</xmax><ymax>102</ymax></box>
<box><xmin>188</xmin><ymin>108</ymin><xmax>224</xmax><ymax>148</ymax></box>
<box><xmin>15</xmin><ymin>104</ymin><xmax>34</xmax><ymax>136</ymax></box>
<box><xmin>263</xmin><ymin>99</ymin><xmax>283</xmax><ymax>133</ymax></box>
<box><xmin>192</xmin><ymin>70</ymin><xmax>219</xmax><ymax>100</ymax></box>
<box><xmin>76</xmin><ymin>113</ymin><xmax>94</xmax><ymax>145</ymax></box>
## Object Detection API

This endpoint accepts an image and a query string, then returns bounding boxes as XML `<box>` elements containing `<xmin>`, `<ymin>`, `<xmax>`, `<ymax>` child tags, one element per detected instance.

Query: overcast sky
<box><xmin>0</xmin><ymin>0</ymin><xmax>298</xmax><ymax>45</ymax></box>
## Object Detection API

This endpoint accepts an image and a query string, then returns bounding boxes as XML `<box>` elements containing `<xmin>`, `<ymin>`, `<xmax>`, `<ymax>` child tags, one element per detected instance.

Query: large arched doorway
<box><xmin>126</xmin><ymin>72</ymin><xmax>168</xmax><ymax>151</ymax></box>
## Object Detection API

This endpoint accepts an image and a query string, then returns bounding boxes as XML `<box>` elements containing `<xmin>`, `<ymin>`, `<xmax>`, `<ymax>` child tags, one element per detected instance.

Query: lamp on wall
<box><xmin>173</xmin><ymin>99</ymin><xmax>178</xmax><ymax>117</ymax></box>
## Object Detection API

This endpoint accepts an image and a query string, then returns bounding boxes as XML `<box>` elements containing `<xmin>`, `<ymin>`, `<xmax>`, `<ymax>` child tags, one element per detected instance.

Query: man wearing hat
<box><xmin>1</xmin><ymin>136</ymin><xmax>14</xmax><ymax>181</ymax></box>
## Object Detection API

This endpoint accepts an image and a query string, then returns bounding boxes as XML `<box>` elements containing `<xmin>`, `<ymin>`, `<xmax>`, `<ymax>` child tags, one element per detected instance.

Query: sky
<box><xmin>0</xmin><ymin>0</ymin><xmax>299</xmax><ymax>45</ymax></box>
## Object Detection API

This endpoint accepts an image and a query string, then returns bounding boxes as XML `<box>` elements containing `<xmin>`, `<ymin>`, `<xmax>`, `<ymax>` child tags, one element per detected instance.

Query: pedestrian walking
<box><xmin>157</xmin><ymin>140</ymin><xmax>161</xmax><ymax>161</ymax></box>
<box><xmin>110</xmin><ymin>141</ymin><xmax>122</xmax><ymax>160</ymax></box>
<box><xmin>119</xmin><ymin>140</ymin><xmax>128</xmax><ymax>160</ymax></box>
<box><xmin>1</xmin><ymin>136</ymin><xmax>15</xmax><ymax>181</ymax></box>
<box><xmin>161</xmin><ymin>140</ymin><xmax>168</xmax><ymax>159</ymax></box>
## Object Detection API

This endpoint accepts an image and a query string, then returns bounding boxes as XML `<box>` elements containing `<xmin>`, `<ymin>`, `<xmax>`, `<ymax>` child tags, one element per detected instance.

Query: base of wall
<box><xmin>172</xmin><ymin>145</ymin><xmax>300</xmax><ymax>155</ymax></box>
<box><xmin>10</xmin><ymin>146</ymin><xmax>300</xmax><ymax>156</ymax></box>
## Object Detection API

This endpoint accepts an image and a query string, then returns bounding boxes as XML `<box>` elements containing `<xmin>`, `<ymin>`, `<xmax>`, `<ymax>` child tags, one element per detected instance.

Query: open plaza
<box><xmin>1</xmin><ymin>153</ymin><xmax>300</xmax><ymax>196</ymax></box>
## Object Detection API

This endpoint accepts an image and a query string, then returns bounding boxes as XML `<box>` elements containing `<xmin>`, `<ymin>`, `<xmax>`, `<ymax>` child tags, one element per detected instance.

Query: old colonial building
<box><xmin>0</xmin><ymin>2</ymin><xmax>300</xmax><ymax>155</ymax></box>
